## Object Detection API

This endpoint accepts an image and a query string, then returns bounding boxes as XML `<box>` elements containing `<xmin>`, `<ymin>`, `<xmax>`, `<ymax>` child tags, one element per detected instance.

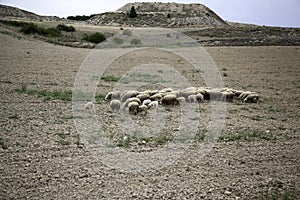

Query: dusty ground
<box><xmin>0</xmin><ymin>28</ymin><xmax>299</xmax><ymax>199</ymax></box>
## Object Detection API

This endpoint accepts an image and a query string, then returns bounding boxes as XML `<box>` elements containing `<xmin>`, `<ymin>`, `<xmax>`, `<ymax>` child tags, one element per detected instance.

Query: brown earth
<box><xmin>0</xmin><ymin>27</ymin><xmax>299</xmax><ymax>200</ymax></box>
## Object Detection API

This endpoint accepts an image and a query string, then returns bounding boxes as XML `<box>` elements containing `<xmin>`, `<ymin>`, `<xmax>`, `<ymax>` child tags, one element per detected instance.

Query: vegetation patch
<box><xmin>56</xmin><ymin>24</ymin><xmax>75</xmax><ymax>32</ymax></box>
<box><xmin>218</xmin><ymin>130</ymin><xmax>275</xmax><ymax>142</ymax></box>
<box><xmin>15</xmin><ymin>85</ymin><xmax>72</xmax><ymax>101</ymax></box>
<box><xmin>82</xmin><ymin>32</ymin><xmax>106</xmax><ymax>44</ymax></box>
<box><xmin>100</xmin><ymin>75</ymin><xmax>120</xmax><ymax>82</ymax></box>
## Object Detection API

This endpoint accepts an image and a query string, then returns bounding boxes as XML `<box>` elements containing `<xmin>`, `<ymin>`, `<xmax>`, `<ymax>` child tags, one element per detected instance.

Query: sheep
<box><xmin>149</xmin><ymin>90</ymin><xmax>159</xmax><ymax>96</ymax></box>
<box><xmin>137</xmin><ymin>93</ymin><xmax>150</xmax><ymax>102</ymax></box>
<box><xmin>120</xmin><ymin>90</ymin><xmax>138</xmax><ymax>102</ymax></box>
<box><xmin>220</xmin><ymin>91</ymin><xmax>234</xmax><ymax>102</ymax></box>
<box><xmin>84</xmin><ymin>102</ymin><xmax>95</xmax><ymax>113</ymax></box>
<box><xmin>184</xmin><ymin>87</ymin><xmax>196</xmax><ymax>92</ymax></box>
<box><xmin>182</xmin><ymin>90</ymin><xmax>196</xmax><ymax>100</ymax></box>
<box><xmin>207</xmin><ymin>90</ymin><xmax>223</xmax><ymax>101</ymax></box>
<box><xmin>150</xmin><ymin>93</ymin><xmax>162</xmax><ymax>101</ymax></box>
<box><xmin>148</xmin><ymin>101</ymin><xmax>159</xmax><ymax>110</ymax></box>
<box><xmin>238</xmin><ymin>91</ymin><xmax>254</xmax><ymax>99</ymax></box>
<box><xmin>105</xmin><ymin>91</ymin><xmax>121</xmax><ymax>101</ymax></box>
<box><xmin>161</xmin><ymin>94</ymin><xmax>179</xmax><ymax>106</ymax></box>
<box><xmin>142</xmin><ymin>99</ymin><xmax>152</xmax><ymax>106</ymax></box>
<box><xmin>159</xmin><ymin>87</ymin><xmax>173</xmax><ymax>93</ymax></box>
<box><xmin>110</xmin><ymin>99</ymin><xmax>121</xmax><ymax>112</ymax></box>
<box><xmin>244</xmin><ymin>93</ymin><xmax>260</xmax><ymax>103</ymax></box>
<box><xmin>123</xmin><ymin>97</ymin><xmax>141</xmax><ymax>108</ymax></box>
<box><xmin>128</xmin><ymin>102</ymin><xmax>139</xmax><ymax>114</ymax></box>
<box><xmin>232</xmin><ymin>90</ymin><xmax>244</xmax><ymax>98</ymax></box>
<box><xmin>187</xmin><ymin>94</ymin><xmax>197</xmax><ymax>103</ymax></box>
<box><xmin>187</xmin><ymin>93</ymin><xmax>204</xmax><ymax>103</ymax></box>
<box><xmin>138</xmin><ymin>105</ymin><xmax>148</xmax><ymax>115</ymax></box>
<box><xmin>176</xmin><ymin>97</ymin><xmax>186</xmax><ymax>103</ymax></box>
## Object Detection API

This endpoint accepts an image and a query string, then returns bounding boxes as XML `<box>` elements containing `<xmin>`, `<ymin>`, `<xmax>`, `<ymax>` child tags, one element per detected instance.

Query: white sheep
<box><xmin>142</xmin><ymin>99</ymin><xmax>152</xmax><ymax>106</ymax></box>
<box><xmin>148</xmin><ymin>101</ymin><xmax>159</xmax><ymax>110</ymax></box>
<box><xmin>187</xmin><ymin>94</ymin><xmax>197</xmax><ymax>103</ymax></box>
<box><xmin>105</xmin><ymin>91</ymin><xmax>121</xmax><ymax>101</ymax></box>
<box><xmin>110</xmin><ymin>99</ymin><xmax>121</xmax><ymax>112</ymax></box>
<box><xmin>128</xmin><ymin>102</ymin><xmax>139</xmax><ymax>114</ymax></box>
<box><xmin>84</xmin><ymin>102</ymin><xmax>95</xmax><ymax>113</ymax></box>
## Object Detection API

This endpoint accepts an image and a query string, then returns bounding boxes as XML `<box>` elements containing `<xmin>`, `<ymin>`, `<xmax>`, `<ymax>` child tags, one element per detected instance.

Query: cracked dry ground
<box><xmin>0</xmin><ymin>32</ymin><xmax>299</xmax><ymax>199</ymax></box>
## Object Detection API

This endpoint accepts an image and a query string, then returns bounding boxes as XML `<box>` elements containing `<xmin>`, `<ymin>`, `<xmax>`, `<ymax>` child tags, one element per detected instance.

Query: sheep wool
<box><xmin>110</xmin><ymin>99</ymin><xmax>121</xmax><ymax>112</ymax></box>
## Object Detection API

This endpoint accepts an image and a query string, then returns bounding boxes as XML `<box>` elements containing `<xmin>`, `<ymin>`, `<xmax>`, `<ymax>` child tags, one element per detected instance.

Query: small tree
<box><xmin>128</xmin><ymin>6</ymin><xmax>137</xmax><ymax>18</ymax></box>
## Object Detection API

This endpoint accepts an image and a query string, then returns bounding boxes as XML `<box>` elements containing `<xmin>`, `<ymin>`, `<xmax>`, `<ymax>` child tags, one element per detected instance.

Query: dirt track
<box><xmin>0</xmin><ymin>31</ymin><xmax>299</xmax><ymax>199</ymax></box>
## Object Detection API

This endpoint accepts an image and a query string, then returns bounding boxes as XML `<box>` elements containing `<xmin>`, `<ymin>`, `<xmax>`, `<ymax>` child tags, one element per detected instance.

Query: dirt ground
<box><xmin>0</xmin><ymin>29</ymin><xmax>299</xmax><ymax>199</ymax></box>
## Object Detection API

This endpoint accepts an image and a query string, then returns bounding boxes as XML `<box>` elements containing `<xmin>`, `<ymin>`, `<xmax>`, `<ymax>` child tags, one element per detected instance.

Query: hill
<box><xmin>0</xmin><ymin>4</ymin><xmax>58</xmax><ymax>21</ymax></box>
<box><xmin>87</xmin><ymin>2</ymin><xmax>228</xmax><ymax>28</ymax></box>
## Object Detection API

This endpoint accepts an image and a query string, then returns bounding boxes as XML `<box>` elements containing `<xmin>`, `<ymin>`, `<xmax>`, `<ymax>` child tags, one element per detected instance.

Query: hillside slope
<box><xmin>88</xmin><ymin>2</ymin><xmax>228</xmax><ymax>28</ymax></box>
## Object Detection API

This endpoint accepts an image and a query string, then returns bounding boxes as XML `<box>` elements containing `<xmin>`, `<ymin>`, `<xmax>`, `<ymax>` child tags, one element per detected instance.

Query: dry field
<box><xmin>0</xmin><ymin>28</ymin><xmax>299</xmax><ymax>199</ymax></box>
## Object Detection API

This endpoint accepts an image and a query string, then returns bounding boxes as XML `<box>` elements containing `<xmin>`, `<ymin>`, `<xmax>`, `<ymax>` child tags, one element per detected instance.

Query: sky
<box><xmin>0</xmin><ymin>0</ymin><xmax>299</xmax><ymax>27</ymax></box>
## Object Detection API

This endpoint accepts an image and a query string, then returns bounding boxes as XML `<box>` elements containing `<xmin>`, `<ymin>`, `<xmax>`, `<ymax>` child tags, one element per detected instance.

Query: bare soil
<box><xmin>0</xmin><ymin>28</ymin><xmax>299</xmax><ymax>199</ymax></box>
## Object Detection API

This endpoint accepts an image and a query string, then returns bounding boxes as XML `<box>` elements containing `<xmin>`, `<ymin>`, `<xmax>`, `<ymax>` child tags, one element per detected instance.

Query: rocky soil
<box><xmin>0</xmin><ymin>25</ymin><xmax>299</xmax><ymax>199</ymax></box>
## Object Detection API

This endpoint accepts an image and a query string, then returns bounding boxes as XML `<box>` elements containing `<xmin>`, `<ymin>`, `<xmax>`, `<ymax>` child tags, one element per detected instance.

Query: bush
<box><xmin>83</xmin><ymin>32</ymin><xmax>106</xmax><ymax>44</ymax></box>
<box><xmin>0</xmin><ymin>19</ymin><xmax>30</xmax><ymax>27</ymax></box>
<box><xmin>20</xmin><ymin>23</ymin><xmax>61</xmax><ymax>37</ymax></box>
<box><xmin>56</xmin><ymin>24</ymin><xmax>75</xmax><ymax>32</ymax></box>
<box><xmin>67</xmin><ymin>14</ymin><xmax>96</xmax><ymax>21</ymax></box>
<box><xmin>20</xmin><ymin>23</ymin><xmax>40</xmax><ymax>34</ymax></box>
<box><xmin>44</xmin><ymin>27</ymin><xmax>61</xmax><ymax>37</ymax></box>
<box><xmin>128</xmin><ymin>6</ymin><xmax>137</xmax><ymax>18</ymax></box>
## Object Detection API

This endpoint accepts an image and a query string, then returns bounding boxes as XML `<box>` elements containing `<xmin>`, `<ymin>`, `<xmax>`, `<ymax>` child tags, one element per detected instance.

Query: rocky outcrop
<box><xmin>88</xmin><ymin>2</ymin><xmax>228</xmax><ymax>28</ymax></box>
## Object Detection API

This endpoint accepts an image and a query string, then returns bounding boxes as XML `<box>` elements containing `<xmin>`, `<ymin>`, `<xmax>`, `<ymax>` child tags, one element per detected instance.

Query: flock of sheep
<box><xmin>93</xmin><ymin>87</ymin><xmax>260</xmax><ymax>115</ymax></box>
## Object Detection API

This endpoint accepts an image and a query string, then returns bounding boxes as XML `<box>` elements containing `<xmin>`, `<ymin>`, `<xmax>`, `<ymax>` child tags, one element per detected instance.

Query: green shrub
<box><xmin>20</xmin><ymin>23</ymin><xmax>61</xmax><ymax>37</ymax></box>
<box><xmin>83</xmin><ymin>32</ymin><xmax>106</xmax><ymax>44</ymax></box>
<box><xmin>20</xmin><ymin>23</ymin><xmax>40</xmax><ymax>34</ymax></box>
<box><xmin>44</xmin><ymin>27</ymin><xmax>61</xmax><ymax>37</ymax></box>
<box><xmin>56</xmin><ymin>24</ymin><xmax>75</xmax><ymax>32</ymax></box>
<box><xmin>0</xmin><ymin>19</ymin><xmax>30</xmax><ymax>27</ymax></box>
<box><xmin>67</xmin><ymin>14</ymin><xmax>96</xmax><ymax>21</ymax></box>
<box><xmin>128</xmin><ymin>6</ymin><xmax>137</xmax><ymax>18</ymax></box>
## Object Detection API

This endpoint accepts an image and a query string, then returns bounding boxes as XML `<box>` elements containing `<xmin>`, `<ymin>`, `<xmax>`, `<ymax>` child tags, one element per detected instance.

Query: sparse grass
<box><xmin>56</xmin><ymin>132</ymin><xmax>66</xmax><ymax>139</ymax></box>
<box><xmin>155</xmin><ymin>134</ymin><xmax>170</xmax><ymax>145</ymax></box>
<box><xmin>101</xmin><ymin>75</ymin><xmax>120</xmax><ymax>82</ymax></box>
<box><xmin>15</xmin><ymin>85</ymin><xmax>72</xmax><ymax>101</ymax></box>
<box><xmin>57</xmin><ymin>140</ymin><xmax>71</xmax><ymax>146</ymax></box>
<box><xmin>95</xmin><ymin>93</ymin><xmax>106</xmax><ymax>103</ymax></box>
<box><xmin>195</xmin><ymin>129</ymin><xmax>207</xmax><ymax>141</ymax></box>
<box><xmin>218</xmin><ymin>130</ymin><xmax>275</xmax><ymax>142</ymax></box>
